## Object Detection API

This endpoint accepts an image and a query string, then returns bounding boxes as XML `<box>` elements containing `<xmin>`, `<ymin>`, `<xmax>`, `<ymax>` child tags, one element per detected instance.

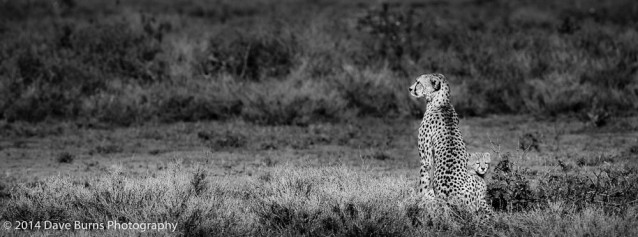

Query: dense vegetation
<box><xmin>4</xmin><ymin>161</ymin><xmax>638</xmax><ymax>236</ymax></box>
<box><xmin>1</xmin><ymin>0</ymin><xmax>637</xmax><ymax>125</ymax></box>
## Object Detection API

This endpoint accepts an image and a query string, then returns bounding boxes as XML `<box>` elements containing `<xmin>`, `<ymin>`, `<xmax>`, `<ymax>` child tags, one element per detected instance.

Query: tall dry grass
<box><xmin>2</xmin><ymin>162</ymin><xmax>638</xmax><ymax>236</ymax></box>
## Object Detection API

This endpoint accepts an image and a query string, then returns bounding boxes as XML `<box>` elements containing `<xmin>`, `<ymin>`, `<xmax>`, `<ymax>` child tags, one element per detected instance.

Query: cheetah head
<box><xmin>470</xmin><ymin>152</ymin><xmax>491</xmax><ymax>177</ymax></box>
<box><xmin>408</xmin><ymin>73</ymin><xmax>448</xmax><ymax>103</ymax></box>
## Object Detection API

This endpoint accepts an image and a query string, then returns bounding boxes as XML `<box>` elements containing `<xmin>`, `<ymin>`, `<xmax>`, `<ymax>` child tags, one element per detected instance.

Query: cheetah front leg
<box><xmin>418</xmin><ymin>148</ymin><xmax>434</xmax><ymax>200</ymax></box>
<box><xmin>477</xmin><ymin>199</ymin><xmax>494</xmax><ymax>226</ymax></box>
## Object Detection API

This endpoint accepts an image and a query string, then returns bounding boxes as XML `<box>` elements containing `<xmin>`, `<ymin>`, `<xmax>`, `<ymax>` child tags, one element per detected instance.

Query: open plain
<box><xmin>2</xmin><ymin>116</ymin><xmax>638</xmax><ymax>236</ymax></box>
<box><xmin>1</xmin><ymin>0</ymin><xmax>638</xmax><ymax>236</ymax></box>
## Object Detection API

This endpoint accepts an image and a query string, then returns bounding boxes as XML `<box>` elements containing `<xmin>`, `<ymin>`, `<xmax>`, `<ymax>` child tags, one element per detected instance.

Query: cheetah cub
<box><xmin>466</xmin><ymin>152</ymin><xmax>492</xmax><ymax>213</ymax></box>
<box><xmin>468</xmin><ymin>152</ymin><xmax>491</xmax><ymax>178</ymax></box>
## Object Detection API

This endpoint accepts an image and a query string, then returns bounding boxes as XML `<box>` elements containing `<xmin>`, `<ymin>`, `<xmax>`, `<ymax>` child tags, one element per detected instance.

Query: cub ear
<box><xmin>483</xmin><ymin>153</ymin><xmax>491</xmax><ymax>162</ymax></box>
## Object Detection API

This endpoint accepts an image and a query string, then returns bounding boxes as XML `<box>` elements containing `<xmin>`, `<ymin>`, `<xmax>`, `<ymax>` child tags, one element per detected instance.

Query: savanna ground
<box><xmin>1</xmin><ymin>116</ymin><xmax>638</xmax><ymax>236</ymax></box>
<box><xmin>1</xmin><ymin>0</ymin><xmax>638</xmax><ymax>236</ymax></box>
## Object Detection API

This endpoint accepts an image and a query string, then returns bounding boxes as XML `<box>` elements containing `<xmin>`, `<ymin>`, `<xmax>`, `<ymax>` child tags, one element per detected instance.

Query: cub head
<box><xmin>408</xmin><ymin>73</ymin><xmax>449</xmax><ymax>104</ymax></box>
<box><xmin>469</xmin><ymin>152</ymin><xmax>491</xmax><ymax>177</ymax></box>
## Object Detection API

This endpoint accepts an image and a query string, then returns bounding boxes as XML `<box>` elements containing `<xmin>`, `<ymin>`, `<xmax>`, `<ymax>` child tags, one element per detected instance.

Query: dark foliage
<box><xmin>0</xmin><ymin>0</ymin><xmax>636</xmax><ymax>125</ymax></box>
<box><xmin>519</xmin><ymin>132</ymin><xmax>542</xmax><ymax>152</ymax></box>
<box><xmin>199</xmin><ymin>31</ymin><xmax>298</xmax><ymax>81</ymax></box>
<box><xmin>56</xmin><ymin>152</ymin><xmax>75</xmax><ymax>164</ymax></box>
<box><xmin>198</xmin><ymin>130</ymin><xmax>247</xmax><ymax>150</ymax></box>
<box><xmin>488</xmin><ymin>152</ymin><xmax>638</xmax><ymax>213</ymax></box>
<box><xmin>539</xmin><ymin>168</ymin><xmax>638</xmax><ymax>212</ymax></box>
<box><xmin>487</xmin><ymin>153</ymin><xmax>539</xmax><ymax>212</ymax></box>
<box><xmin>356</xmin><ymin>3</ymin><xmax>422</xmax><ymax>74</ymax></box>
<box><xmin>0</xmin><ymin>16</ymin><xmax>168</xmax><ymax>123</ymax></box>
<box><xmin>93</xmin><ymin>144</ymin><xmax>123</xmax><ymax>155</ymax></box>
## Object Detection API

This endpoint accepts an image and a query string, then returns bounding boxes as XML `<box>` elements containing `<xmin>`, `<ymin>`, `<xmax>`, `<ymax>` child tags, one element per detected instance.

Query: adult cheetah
<box><xmin>409</xmin><ymin>73</ymin><xmax>491</xmax><ymax>213</ymax></box>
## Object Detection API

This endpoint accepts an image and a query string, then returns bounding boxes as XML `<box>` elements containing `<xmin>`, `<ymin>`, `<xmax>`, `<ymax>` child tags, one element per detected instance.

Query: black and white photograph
<box><xmin>1</xmin><ymin>0</ymin><xmax>637</xmax><ymax>236</ymax></box>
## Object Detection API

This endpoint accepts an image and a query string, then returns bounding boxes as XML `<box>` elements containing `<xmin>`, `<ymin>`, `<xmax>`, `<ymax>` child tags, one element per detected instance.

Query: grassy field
<box><xmin>1</xmin><ymin>116</ymin><xmax>638</xmax><ymax>236</ymax></box>
<box><xmin>1</xmin><ymin>0</ymin><xmax>638</xmax><ymax>236</ymax></box>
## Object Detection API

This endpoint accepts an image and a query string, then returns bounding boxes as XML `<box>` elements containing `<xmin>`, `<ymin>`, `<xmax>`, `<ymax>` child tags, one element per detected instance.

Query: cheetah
<box><xmin>467</xmin><ymin>152</ymin><xmax>492</xmax><ymax>212</ymax></box>
<box><xmin>409</xmin><ymin>73</ymin><xmax>491</xmax><ymax>213</ymax></box>
<box><xmin>468</xmin><ymin>152</ymin><xmax>491</xmax><ymax>178</ymax></box>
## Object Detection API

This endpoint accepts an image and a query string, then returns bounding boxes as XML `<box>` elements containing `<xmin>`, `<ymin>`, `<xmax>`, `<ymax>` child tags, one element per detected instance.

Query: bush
<box><xmin>487</xmin><ymin>153</ymin><xmax>541</xmax><ymax>212</ymax></box>
<box><xmin>0</xmin><ymin>16</ymin><xmax>168</xmax><ymax>123</ymax></box>
<box><xmin>1</xmin><ymin>0</ymin><xmax>638</xmax><ymax>125</ymax></box>
<box><xmin>0</xmin><ymin>0</ymin><xmax>72</xmax><ymax>21</ymax></box>
<box><xmin>93</xmin><ymin>144</ymin><xmax>123</xmax><ymax>155</ymax></box>
<box><xmin>56</xmin><ymin>152</ymin><xmax>75</xmax><ymax>164</ymax></box>
<box><xmin>61</xmin><ymin>19</ymin><xmax>168</xmax><ymax>83</ymax></box>
<box><xmin>197</xmin><ymin>130</ymin><xmax>247</xmax><ymax>150</ymax></box>
<box><xmin>238</xmin><ymin>79</ymin><xmax>349</xmax><ymax>125</ymax></box>
<box><xmin>199</xmin><ymin>30</ymin><xmax>298</xmax><ymax>81</ymax></box>
<box><xmin>487</xmin><ymin>151</ymin><xmax>638</xmax><ymax>214</ymax></box>
<box><xmin>157</xmin><ymin>93</ymin><xmax>243</xmax><ymax>122</ymax></box>
<box><xmin>355</xmin><ymin>3</ymin><xmax>423</xmax><ymax>74</ymax></box>
<box><xmin>538</xmin><ymin>167</ymin><xmax>638</xmax><ymax>212</ymax></box>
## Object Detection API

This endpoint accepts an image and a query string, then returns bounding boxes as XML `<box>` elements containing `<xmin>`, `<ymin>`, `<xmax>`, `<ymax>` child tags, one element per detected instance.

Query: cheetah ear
<box><xmin>430</xmin><ymin>77</ymin><xmax>441</xmax><ymax>91</ymax></box>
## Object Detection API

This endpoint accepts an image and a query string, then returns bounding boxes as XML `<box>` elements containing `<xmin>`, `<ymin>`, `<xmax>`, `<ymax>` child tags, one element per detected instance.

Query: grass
<box><xmin>1</xmin><ymin>0</ymin><xmax>637</xmax><ymax>125</ymax></box>
<box><xmin>1</xmin><ymin>0</ymin><xmax>638</xmax><ymax>235</ymax></box>
<box><xmin>2</xmin><ymin>163</ymin><xmax>638</xmax><ymax>236</ymax></box>
<box><xmin>1</xmin><ymin>116</ymin><xmax>637</xmax><ymax>236</ymax></box>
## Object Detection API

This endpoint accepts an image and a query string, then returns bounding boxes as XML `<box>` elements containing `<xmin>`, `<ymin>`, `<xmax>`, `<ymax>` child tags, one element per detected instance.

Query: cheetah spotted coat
<box><xmin>409</xmin><ymin>73</ymin><xmax>491</xmax><ymax>213</ymax></box>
